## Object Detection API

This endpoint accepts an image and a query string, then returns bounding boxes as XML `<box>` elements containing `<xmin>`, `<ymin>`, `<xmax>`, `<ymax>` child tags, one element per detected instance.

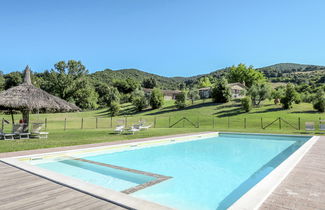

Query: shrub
<box><xmin>281</xmin><ymin>83</ymin><xmax>298</xmax><ymax>109</ymax></box>
<box><xmin>108</xmin><ymin>101</ymin><xmax>120</xmax><ymax>116</ymax></box>
<box><xmin>175</xmin><ymin>92</ymin><xmax>187</xmax><ymax>109</ymax></box>
<box><xmin>241</xmin><ymin>96</ymin><xmax>252</xmax><ymax>112</ymax></box>
<box><xmin>149</xmin><ymin>88</ymin><xmax>164</xmax><ymax>109</ymax></box>
<box><xmin>313</xmin><ymin>91</ymin><xmax>325</xmax><ymax>112</ymax></box>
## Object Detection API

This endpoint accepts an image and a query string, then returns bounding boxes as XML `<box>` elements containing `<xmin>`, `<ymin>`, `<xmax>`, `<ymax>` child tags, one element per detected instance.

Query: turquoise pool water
<box><xmin>36</xmin><ymin>133</ymin><xmax>309</xmax><ymax>209</ymax></box>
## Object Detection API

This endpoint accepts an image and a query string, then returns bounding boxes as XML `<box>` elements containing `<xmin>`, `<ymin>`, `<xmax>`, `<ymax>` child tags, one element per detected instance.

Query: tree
<box><xmin>211</xmin><ymin>78</ymin><xmax>231</xmax><ymax>103</ymax></box>
<box><xmin>0</xmin><ymin>71</ymin><xmax>5</xmax><ymax>91</ymax></box>
<box><xmin>188</xmin><ymin>89</ymin><xmax>200</xmax><ymax>104</ymax></box>
<box><xmin>281</xmin><ymin>83</ymin><xmax>298</xmax><ymax>109</ymax></box>
<box><xmin>226</xmin><ymin>64</ymin><xmax>266</xmax><ymax>87</ymax></box>
<box><xmin>4</xmin><ymin>72</ymin><xmax>23</xmax><ymax>90</ymax></box>
<box><xmin>241</xmin><ymin>96</ymin><xmax>252</xmax><ymax>112</ymax></box>
<box><xmin>198</xmin><ymin>76</ymin><xmax>212</xmax><ymax>88</ymax></box>
<box><xmin>248</xmin><ymin>83</ymin><xmax>272</xmax><ymax>106</ymax></box>
<box><xmin>41</xmin><ymin>60</ymin><xmax>98</xmax><ymax>109</ymax></box>
<box><xmin>149</xmin><ymin>88</ymin><xmax>164</xmax><ymax>109</ymax></box>
<box><xmin>108</xmin><ymin>101</ymin><xmax>120</xmax><ymax>116</ymax></box>
<box><xmin>113</xmin><ymin>78</ymin><xmax>140</xmax><ymax>94</ymax></box>
<box><xmin>175</xmin><ymin>92</ymin><xmax>187</xmax><ymax>109</ymax></box>
<box><xmin>142</xmin><ymin>78</ymin><xmax>157</xmax><ymax>89</ymax></box>
<box><xmin>72</xmin><ymin>79</ymin><xmax>99</xmax><ymax>109</ymax></box>
<box><xmin>131</xmin><ymin>89</ymin><xmax>148</xmax><ymax>111</ymax></box>
<box><xmin>313</xmin><ymin>90</ymin><xmax>325</xmax><ymax>112</ymax></box>
<box><xmin>94</xmin><ymin>83</ymin><xmax>120</xmax><ymax>107</ymax></box>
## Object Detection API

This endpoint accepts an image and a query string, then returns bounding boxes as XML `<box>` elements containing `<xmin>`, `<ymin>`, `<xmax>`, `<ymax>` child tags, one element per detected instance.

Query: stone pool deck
<box><xmin>0</xmin><ymin>133</ymin><xmax>324</xmax><ymax>210</ymax></box>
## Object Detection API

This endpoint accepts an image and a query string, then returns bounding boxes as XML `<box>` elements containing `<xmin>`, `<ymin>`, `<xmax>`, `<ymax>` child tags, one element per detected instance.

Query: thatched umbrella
<box><xmin>0</xmin><ymin>66</ymin><xmax>80</xmax><ymax>131</ymax></box>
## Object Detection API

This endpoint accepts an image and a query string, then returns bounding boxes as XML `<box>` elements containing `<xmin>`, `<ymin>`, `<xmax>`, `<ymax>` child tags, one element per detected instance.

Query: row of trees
<box><xmin>0</xmin><ymin>61</ymin><xmax>165</xmax><ymax>111</ymax></box>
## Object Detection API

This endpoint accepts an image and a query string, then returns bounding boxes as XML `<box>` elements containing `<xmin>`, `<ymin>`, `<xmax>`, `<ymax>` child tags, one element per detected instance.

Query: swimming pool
<box><xmin>2</xmin><ymin>133</ymin><xmax>315</xmax><ymax>210</ymax></box>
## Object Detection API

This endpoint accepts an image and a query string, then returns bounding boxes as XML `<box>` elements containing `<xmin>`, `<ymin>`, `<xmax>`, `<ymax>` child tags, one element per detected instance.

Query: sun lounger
<box><xmin>139</xmin><ymin>123</ymin><xmax>152</xmax><ymax>130</ymax></box>
<box><xmin>305</xmin><ymin>122</ymin><xmax>315</xmax><ymax>132</ymax></box>
<box><xmin>114</xmin><ymin>125</ymin><xmax>125</xmax><ymax>134</ymax></box>
<box><xmin>13</xmin><ymin>124</ymin><xmax>30</xmax><ymax>139</ymax></box>
<box><xmin>31</xmin><ymin>123</ymin><xmax>48</xmax><ymax>139</ymax></box>
<box><xmin>318</xmin><ymin>120</ymin><xmax>325</xmax><ymax>133</ymax></box>
<box><xmin>127</xmin><ymin>125</ymin><xmax>140</xmax><ymax>135</ymax></box>
<box><xmin>0</xmin><ymin>129</ymin><xmax>15</xmax><ymax>140</ymax></box>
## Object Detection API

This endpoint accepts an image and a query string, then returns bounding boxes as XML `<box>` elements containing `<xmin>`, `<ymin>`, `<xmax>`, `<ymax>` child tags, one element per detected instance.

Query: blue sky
<box><xmin>1</xmin><ymin>0</ymin><xmax>325</xmax><ymax>76</ymax></box>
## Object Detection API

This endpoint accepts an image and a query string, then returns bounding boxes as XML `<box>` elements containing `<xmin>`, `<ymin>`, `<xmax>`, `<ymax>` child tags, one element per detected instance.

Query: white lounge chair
<box><xmin>31</xmin><ymin>123</ymin><xmax>48</xmax><ymax>139</ymax></box>
<box><xmin>0</xmin><ymin>129</ymin><xmax>15</xmax><ymax>140</ymax></box>
<box><xmin>13</xmin><ymin>124</ymin><xmax>30</xmax><ymax>139</ymax></box>
<box><xmin>114</xmin><ymin>125</ymin><xmax>125</xmax><ymax>134</ymax></box>
<box><xmin>305</xmin><ymin>122</ymin><xmax>315</xmax><ymax>132</ymax></box>
<box><xmin>127</xmin><ymin>125</ymin><xmax>140</xmax><ymax>135</ymax></box>
<box><xmin>139</xmin><ymin>123</ymin><xmax>152</xmax><ymax>130</ymax></box>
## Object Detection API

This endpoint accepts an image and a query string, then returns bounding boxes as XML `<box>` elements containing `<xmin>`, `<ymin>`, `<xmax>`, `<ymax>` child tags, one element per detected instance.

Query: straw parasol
<box><xmin>0</xmin><ymin>66</ymin><xmax>80</xmax><ymax>130</ymax></box>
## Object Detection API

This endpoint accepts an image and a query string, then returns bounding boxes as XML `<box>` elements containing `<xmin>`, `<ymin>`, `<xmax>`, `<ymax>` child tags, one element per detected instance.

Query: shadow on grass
<box><xmin>253</xmin><ymin>107</ymin><xmax>283</xmax><ymax>114</ymax></box>
<box><xmin>214</xmin><ymin>108</ymin><xmax>243</xmax><ymax>117</ymax></box>
<box><xmin>145</xmin><ymin>102</ymin><xmax>217</xmax><ymax>116</ymax></box>
<box><xmin>291</xmin><ymin>110</ymin><xmax>318</xmax><ymax>114</ymax></box>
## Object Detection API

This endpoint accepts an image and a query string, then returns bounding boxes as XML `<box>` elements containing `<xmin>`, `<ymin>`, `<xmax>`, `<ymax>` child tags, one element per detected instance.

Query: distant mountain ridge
<box><xmin>90</xmin><ymin>63</ymin><xmax>325</xmax><ymax>89</ymax></box>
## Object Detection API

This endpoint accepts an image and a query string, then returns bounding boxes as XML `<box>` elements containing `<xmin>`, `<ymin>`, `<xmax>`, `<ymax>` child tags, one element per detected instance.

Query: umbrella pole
<box><xmin>22</xmin><ymin>110</ymin><xmax>30</xmax><ymax>132</ymax></box>
<box><xmin>10</xmin><ymin>110</ymin><xmax>15</xmax><ymax>125</ymax></box>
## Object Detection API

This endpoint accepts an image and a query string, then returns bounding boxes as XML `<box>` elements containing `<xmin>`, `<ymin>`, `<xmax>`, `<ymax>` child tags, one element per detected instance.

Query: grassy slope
<box><xmin>0</xmin><ymin>99</ymin><xmax>324</xmax><ymax>153</ymax></box>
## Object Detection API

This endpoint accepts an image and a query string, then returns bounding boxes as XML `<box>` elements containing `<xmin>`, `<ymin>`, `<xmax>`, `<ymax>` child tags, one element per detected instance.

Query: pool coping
<box><xmin>0</xmin><ymin>132</ymin><xmax>218</xmax><ymax>210</ymax></box>
<box><xmin>0</xmin><ymin>132</ymin><xmax>317</xmax><ymax>209</ymax></box>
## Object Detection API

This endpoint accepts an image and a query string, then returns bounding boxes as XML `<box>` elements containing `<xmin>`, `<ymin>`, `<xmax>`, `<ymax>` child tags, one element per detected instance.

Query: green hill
<box><xmin>89</xmin><ymin>63</ymin><xmax>325</xmax><ymax>89</ymax></box>
<box><xmin>91</xmin><ymin>68</ymin><xmax>183</xmax><ymax>90</ymax></box>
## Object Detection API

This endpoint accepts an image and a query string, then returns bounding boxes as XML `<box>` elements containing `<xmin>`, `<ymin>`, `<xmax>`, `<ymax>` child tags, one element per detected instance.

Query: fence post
<box><xmin>154</xmin><ymin>116</ymin><xmax>156</xmax><ymax>128</ymax></box>
<box><xmin>45</xmin><ymin>118</ymin><xmax>47</xmax><ymax>131</ymax></box>
<box><xmin>64</xmin><ymin>118</ymin><xmax>67</xmax><ymax>131</ymax></box>
<box><xmin>244</xmin><ymin>118</ymin><xmax>246</xmax><ymax>129</ymax></box>
<box><xmin>96</xmin><ymin>117</ymin><xmax>98</xmax><ymax>129</ymax></box>
<box><xmin>110</xmin><ymin>117</ymin><xmax>113</xmax><ymax>128</ymax></box>
<box><xmin>279</xmin><ymin>117</ymin><xmax>281</xmax><ymax>129</ymax></box>
<box><xmin>169</xmin><ymin>116</ymin><xmax>171</xmax><ymax>128</ymax></box>
<box><xmin>298</xmin><ymin>117</ymin><xmax>301</xmax><ymax>130</ymax></box>
<box><xmin>227</xmin><ymin>117</ymin><xmax>230</xmax><ymax>129</ymax></box>
<box><xmin>261</xmin><ymin>117</ymin><xmax>263</xmax><ymax>129</ymax></box>
<box><xmin>125</xmin><ymin>116</ymin><xmax>128</xmax><ymax>127</ymax></box>
<box><xmin>81</xmin><ymin>118</ymin><xmax>84</xmax><ymax>129</ymax></box>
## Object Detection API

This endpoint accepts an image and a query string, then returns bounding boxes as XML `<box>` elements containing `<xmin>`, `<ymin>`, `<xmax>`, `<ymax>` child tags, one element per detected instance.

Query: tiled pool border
<box><xmin>0</xmin><ymin>132</ymin><xmax>318</xmax><ymax>210</ymax></box>
<box><xmin>67</xmin><ymin>156</ymin><xmax>172</xmax><ymax>194</ymax></box>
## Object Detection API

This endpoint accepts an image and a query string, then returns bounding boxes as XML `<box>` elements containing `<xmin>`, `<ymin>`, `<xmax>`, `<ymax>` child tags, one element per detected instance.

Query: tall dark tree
<box><xmin>4</xmin><ymin>72</ymin><xmax>23</xmax><ymax>90</ymax></box>
<box><xmin>149</xmin><ymin>88</ymin><xmax>164</xmax><ymax>109</ymax></box>
<box><xmin>281</xmin><ymin>83</ymin><xmax>298</xmax><ymax>109</ymax></box>
<box><xmin>211</xmin><ymin>77</ymin><xmax>231</xmax><ymax>103</ymax></box>
<box><xmin>0</xmin><ymin>71</ymin><xmax>5</xmax><ymax>91</ymax></box>
<box><xmin>142</xmin><ymin>77</ymin><xmax>157</xmax><ymax>89</ymax></box>
<box><xmin>113</xmin><ymin>78</ymin><xmax>140</xmax><ymax>94</ymax></box>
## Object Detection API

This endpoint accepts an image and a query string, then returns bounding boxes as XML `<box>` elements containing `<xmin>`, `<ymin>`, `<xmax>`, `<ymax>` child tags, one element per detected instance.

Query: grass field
<box><xmin>0</xmin><ymin>99</ymin><xmax>324</xmax><ymax>153</ymax></box>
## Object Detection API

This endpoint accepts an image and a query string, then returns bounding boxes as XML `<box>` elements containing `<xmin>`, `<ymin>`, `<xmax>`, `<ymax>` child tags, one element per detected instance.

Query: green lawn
<box><xmin>0</xmin><ymin>99</ymin><xmax>324</xmax><ymax>153</ymax></box>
